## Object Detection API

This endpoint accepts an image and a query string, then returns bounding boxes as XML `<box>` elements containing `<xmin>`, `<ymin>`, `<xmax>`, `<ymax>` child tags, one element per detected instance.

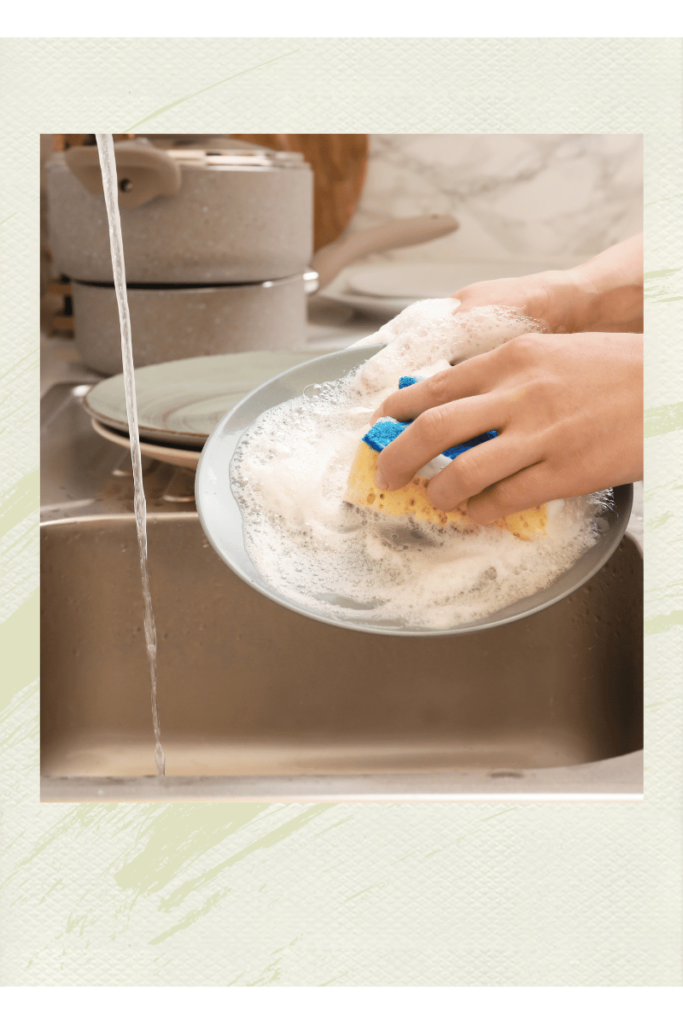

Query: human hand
<box><xmin>371</xmin><ymin>331</ymin><xmax>643</xmax><ymax>524</ymax></box>
<box><xmin>453</xmin><ymin>234</ymin><xmax>643</xmax><ymax>334</ymax></box>
<box><xmin>454</xmin><ymin>269</ymin><xmax>581</xmax><ymax>332</ymax></box>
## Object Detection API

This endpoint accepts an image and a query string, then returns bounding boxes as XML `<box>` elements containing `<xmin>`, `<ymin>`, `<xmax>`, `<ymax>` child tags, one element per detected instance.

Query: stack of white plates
<box><xmin>85</xmin><ymin>350</ymin><xmax>316</xmax><ymax>469</ymax></box>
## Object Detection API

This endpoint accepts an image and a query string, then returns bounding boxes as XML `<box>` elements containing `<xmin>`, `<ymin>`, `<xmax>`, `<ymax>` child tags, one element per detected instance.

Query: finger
<box><xmin>451</xmin><ymin>274</ymin><xmax>552</xmax><ymax>327</ymax></box>
<box><xmin>375</xmin><ymin>393</ymin><xmax>509</xmax><ymax>491</ymax></box>
<box><xmin>427</xmin><ymin>435</ymin><xmax>542</xmax><ymax>511</ymax></box>
<box><xmin>370</xmin><ymin>357</ymin><xmax>492</xmax><ymax>426</ymax></box>
<box><xmin>451</xmin><ymin>277</ymin><xmax>525</xmax><ymax>310</ymax></box>
<box><xmin>369</xmin><ymin>330</ymin><xmax>546</xmax><ymax>426</ymax></box>
<box><xmin>466</xmin><ymin>463</ymin><xmax>556</xmax><ymax>525</ymax></box>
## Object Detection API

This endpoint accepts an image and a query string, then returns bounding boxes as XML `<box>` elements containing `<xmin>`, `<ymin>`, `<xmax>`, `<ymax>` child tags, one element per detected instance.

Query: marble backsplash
<box><xmin>347</xmin><ymin>134</ymin><xmax>643</xmax><ymax>265</ymax></box>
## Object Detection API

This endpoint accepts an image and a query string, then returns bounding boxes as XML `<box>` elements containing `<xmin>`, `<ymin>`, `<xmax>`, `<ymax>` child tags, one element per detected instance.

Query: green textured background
<box><xmin>1</xmin><ymin>38</ymin><xmax>681</xmax><ymax>986</ymax></box>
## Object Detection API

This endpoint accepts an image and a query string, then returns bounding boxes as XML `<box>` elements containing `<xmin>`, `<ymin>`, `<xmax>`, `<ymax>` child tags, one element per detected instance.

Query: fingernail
<box><xmin>375</xmin><ymin>468</ymin><xmax>388</xmax><ymax>490</ymax></box>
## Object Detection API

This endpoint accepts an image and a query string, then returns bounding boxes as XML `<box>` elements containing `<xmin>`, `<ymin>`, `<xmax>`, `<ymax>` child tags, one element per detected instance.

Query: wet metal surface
<box><xmin>40</xmin><ymin>385</ymin><xmax>643</xmax><ymax>799</ymax></box>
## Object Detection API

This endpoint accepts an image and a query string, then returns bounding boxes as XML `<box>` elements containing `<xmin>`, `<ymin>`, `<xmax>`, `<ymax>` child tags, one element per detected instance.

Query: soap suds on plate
<box><xmin>231</xmin><ymin>302</ymin><xmax>611</xmax><ymax>630</ymax></box>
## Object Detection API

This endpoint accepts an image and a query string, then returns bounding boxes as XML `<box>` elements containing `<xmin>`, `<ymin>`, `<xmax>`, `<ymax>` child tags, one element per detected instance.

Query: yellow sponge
<box><xmin>344</xmin><ymin>442</ymin><xmax>547</xmax><ymax>541</ymax></box>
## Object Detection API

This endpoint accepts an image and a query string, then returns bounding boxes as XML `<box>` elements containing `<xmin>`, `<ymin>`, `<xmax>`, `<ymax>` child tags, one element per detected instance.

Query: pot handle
<box><xmin>64</xmin><ymin>142</ymin><xmax>182</xmax><ymax>209</ymax></box>
<box><xmin>310</xmin><ymin>214</ymin><xmax>459</xmax><ymax>291</ymax></box>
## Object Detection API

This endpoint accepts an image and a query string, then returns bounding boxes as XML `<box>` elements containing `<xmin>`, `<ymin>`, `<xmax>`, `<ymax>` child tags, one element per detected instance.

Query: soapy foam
<box><xmin>232</xmin><ymin>302</ymin><xmax>611</xmax><ymax>629</ymax></box>
<box><xmin>354</xmin><ymin>298</ymin><xmax>541</xmax><ymax>393</ymax></box>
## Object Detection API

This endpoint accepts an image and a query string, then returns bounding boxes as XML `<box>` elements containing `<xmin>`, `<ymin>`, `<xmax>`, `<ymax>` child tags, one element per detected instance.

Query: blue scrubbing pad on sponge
<box><xmin>398</xmin><ymin>374</ymin><xmax>424</xmax><ymax>389</ymax></box>
<box><xmin>362</xmin><ymin>374</ymin><xmax>497</xmax><ymax>459</ymax></box>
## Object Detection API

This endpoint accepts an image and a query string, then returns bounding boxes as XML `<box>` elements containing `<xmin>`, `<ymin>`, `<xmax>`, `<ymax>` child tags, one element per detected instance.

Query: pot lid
<box><xmin>139</xmin><ymin>135</ymin><xmax>308</xmax><ymax>169</ymax></box>
<box><xmin>48</xmin><ymin>138</ymin><xmax>310</xmax><ymax>208</ymax></box>
<box><xmin>140</xmin><ymin>134</ymin><xmax>239</xmax><ymax>149</ymax></box>
<box><xmin>166</xmin><ymin>149</ymin><xmax>308</xmax><ymax>169</ymax></box>
<box><xmin>49</xmin><ymin>140</ymin><xmax>309</xmax><ymax>173</ymax></box>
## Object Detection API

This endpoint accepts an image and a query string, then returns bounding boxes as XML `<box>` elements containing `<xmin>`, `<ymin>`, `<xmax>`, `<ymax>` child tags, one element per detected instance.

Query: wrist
<box><xmin>569</xmin><ymin>246</ymin><xmax>644</xmax><ymax>332</ymax></box>
<box><xmin>536</xmin><ymin>269</ymin><xmax>592</xmax><ymax>333</ymax></box>
<box><xmin>540</xmin><ymin>263</ymin><xmax>643</xmax><ymax>334</ymax></box>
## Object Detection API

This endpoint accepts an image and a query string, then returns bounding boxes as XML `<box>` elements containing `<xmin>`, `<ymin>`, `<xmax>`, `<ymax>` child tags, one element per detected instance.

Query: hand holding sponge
<box><xmin>344</xmin><ymin>375</ymin><xmax>548</xmax><ymax>541</ymax></box>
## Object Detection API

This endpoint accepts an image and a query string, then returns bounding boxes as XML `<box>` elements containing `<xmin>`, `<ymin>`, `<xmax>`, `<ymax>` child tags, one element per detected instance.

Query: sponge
<box><xmin>344</xmin><ymin>376</ymin><xmax>548</xmax><ymax>540</ymax></box>
<box><xmin>345</xmin><ymin>440</ymin><xmax>475</xmax><ymax>529</ymax></box>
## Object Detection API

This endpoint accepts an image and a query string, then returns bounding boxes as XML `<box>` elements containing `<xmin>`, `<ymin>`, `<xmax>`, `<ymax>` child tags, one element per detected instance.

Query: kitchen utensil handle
<box><xmin>64</xmin><ymin>142</ymin><xmax>182</xmax><ymax>209</ymax></box>
<box><xmin>310</xmin><ymin>214</ymin><xmax>459</xmax><ymax>291</ymax></box>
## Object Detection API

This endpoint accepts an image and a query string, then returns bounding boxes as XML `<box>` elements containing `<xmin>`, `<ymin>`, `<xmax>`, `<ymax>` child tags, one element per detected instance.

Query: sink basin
<box><xmin>40</xmin><ymin>514</ymin><xmax>643</xmax><ymax>800</ymax></box>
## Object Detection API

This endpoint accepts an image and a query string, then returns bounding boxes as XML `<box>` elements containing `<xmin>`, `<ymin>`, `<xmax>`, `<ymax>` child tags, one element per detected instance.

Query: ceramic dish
<box><xmin>322</xmin><ymin>257</ymin><xmax>584</xmax><ymax>318</ymax></box>
<box><xmin>320</xmin><ymin>274</ymin><xmax>414</xmax><ymax>318</ymax></box>
<box><xmin>91</xmin><ymin>418</ymin><xmax>201</xmax><ymax>469</ymax></box>
<box><xmin>344</xmin><ymin>259</ymin><xmax>567</xmax><ymax>298</ymax></box>
<box><xmin>83</xmin><ymin>350</ymin><xmax>317</xmax><ymax>448</ymax></box>
<box><xmin>195</xmin><ymin>345</ymin><xmax>633</xmax><ymax>637</ymax></box>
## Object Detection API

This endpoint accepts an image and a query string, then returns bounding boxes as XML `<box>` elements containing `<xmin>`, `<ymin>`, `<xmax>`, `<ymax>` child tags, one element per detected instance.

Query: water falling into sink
<box><xmin>96</xmin><ymin>133</ymin><xmax>165</xmax><ymax>776</ymax></box>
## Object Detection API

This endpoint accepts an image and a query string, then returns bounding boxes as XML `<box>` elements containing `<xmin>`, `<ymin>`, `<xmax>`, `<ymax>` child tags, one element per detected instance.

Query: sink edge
<box><xmin>40</xmin><ymin>750</ymin><xmax>643</xmax><ymax>803</ymax></box>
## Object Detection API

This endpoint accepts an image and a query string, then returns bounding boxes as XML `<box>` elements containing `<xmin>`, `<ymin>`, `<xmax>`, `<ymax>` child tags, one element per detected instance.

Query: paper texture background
<box><xmin>0</xmin><ymin>38</ymin><xmax>681</xmax><ymax>985</ymax></box>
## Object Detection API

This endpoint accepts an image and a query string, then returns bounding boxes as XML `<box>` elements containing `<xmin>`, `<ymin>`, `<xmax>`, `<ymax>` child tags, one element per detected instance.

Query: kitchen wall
<box><xmin>347</xmin><ymin>134</ymin><xmax>643</xmax><ymax>264</ymax></box>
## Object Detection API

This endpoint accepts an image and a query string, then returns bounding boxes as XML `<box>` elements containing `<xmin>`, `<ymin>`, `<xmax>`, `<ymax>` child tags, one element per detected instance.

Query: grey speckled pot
<box><xmin>72</xmin><ymin>278</ymin><xmax>308</xmax><ymax>375</ymax></box>
<box><xmin>47</xmin><ymin>152</ymin><xmax>313</xmax><ymax>284</ymax></box>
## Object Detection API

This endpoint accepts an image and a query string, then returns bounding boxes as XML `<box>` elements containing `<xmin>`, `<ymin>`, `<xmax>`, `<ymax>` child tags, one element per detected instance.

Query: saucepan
<box><xmin>49</xmin><ymin>138</ymin><xmax>458</xmax><ymax>286</ymax></box>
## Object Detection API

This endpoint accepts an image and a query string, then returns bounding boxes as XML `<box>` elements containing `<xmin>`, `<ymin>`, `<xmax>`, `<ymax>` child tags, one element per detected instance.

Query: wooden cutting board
<box><xmin>231</xmin><ymin>134</ymin><xmax>368</xmax><ymax>251</ymax></box>
<box><xmin>53</xmin><ymin>134</ymin><xmax>133</xmax><ymax>149</ymax></box>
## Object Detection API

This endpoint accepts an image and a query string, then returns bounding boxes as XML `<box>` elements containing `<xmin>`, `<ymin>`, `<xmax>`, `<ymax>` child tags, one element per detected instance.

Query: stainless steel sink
<box><xmin>40</xmin><ymin>385</ymin><xmax>644</xmax><ymax>800</ymax></box>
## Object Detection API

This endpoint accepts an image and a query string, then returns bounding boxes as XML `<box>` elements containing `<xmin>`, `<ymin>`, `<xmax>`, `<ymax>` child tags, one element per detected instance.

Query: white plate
<box><xmin>320</xmin><ymin>276</ymin><xmax>414</xmax><ymax>318</ymax></box>
<box><xmin>322</xmin><ymin>256</ymin><xmax>583</xmax><ymax>317</ymax></box>
<box><xmin>91</xmin><ymin>418</ymin><xmax>201</xmax><ymax>470</ymax></box>
<box><xmin>195</xmin><ymin>346</ymin><xmax>633</xmax><ymax>637</ymax></box>
<box><xmin>83</xmin><ymin>350</ymin><xmax>317</xmax><ymax>448</ymax></box>
<box><xmin>345</xmin><ymin>260</ymin><xmax>566</xmax><ymax>299</ymax></box>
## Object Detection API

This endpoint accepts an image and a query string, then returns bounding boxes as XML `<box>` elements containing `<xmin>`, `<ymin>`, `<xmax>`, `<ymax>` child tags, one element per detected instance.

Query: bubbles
<box><xmin>355</xmin><ymin>300</ymin><xmax>542</xmax><ymax>398</ymax></box>
<box><xmin>231</xmin><ymin>304</ymin><xmax>606</xmax><ymax>630</ymax></box>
